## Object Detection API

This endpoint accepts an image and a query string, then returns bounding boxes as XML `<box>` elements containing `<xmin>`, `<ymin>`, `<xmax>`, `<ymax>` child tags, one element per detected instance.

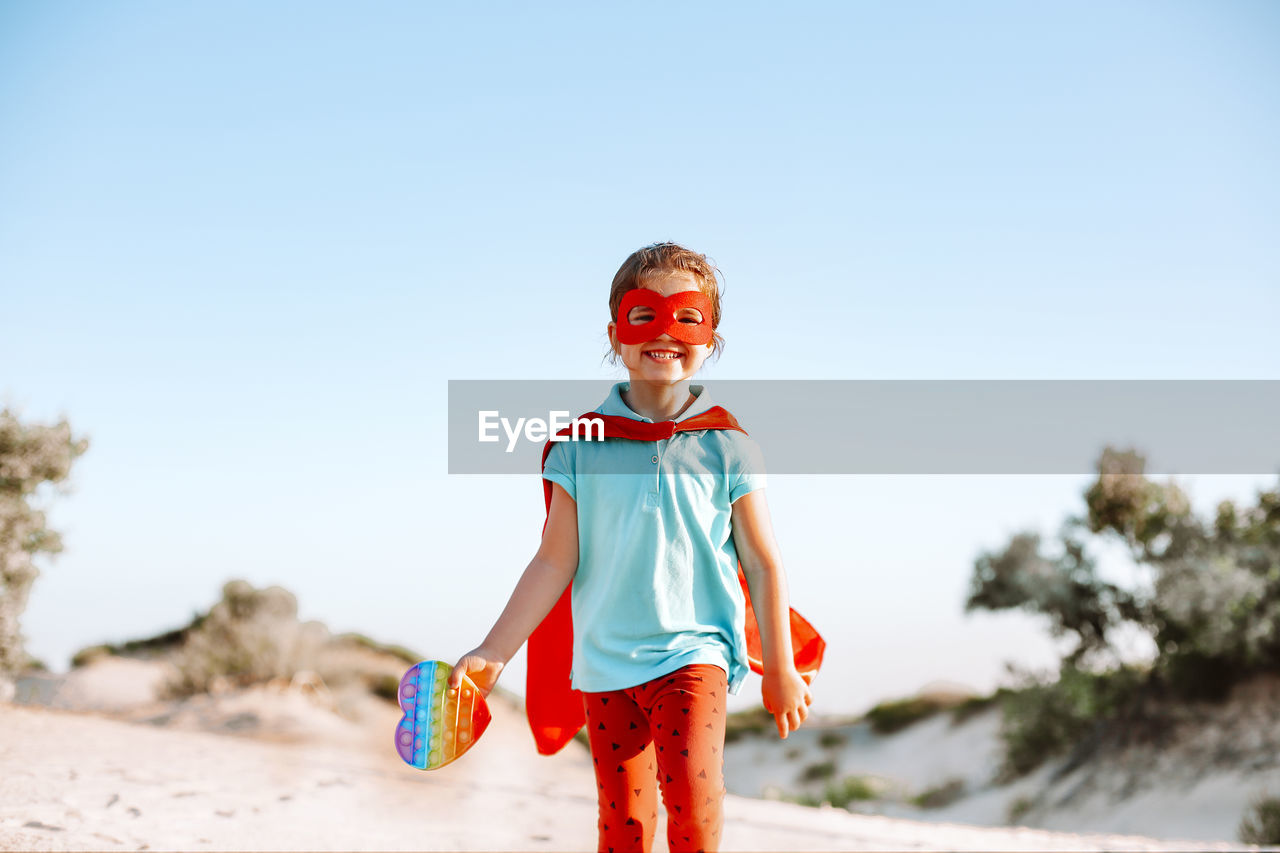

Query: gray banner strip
<box><xmin>447</xmin><ymin>380</ymin><xmax>1280</xmax><ymax>475</ymax></box>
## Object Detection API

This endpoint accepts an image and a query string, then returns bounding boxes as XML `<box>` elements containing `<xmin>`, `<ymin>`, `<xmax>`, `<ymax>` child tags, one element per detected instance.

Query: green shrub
<box><xmin>865</xmin><ymin>696</ymin><xmax>945</xmax><ymax>734</ymax></box>
<box><xmin>370</xmin><ymin>673</ymin><xmax>401</xmax><ymax>704</ymax></box>
<box><xmin>787</xmin><ymin>792</ymin><xmax>822</xmax><ymax>807</ymax></box>
<box><xmin>724</xmin><ymin>705</ymin><xmax>773</xmax><ymax>743</ymax></box>
<box><xmin>71</xmin><ymin>620</ymin><xmax>203</xmax><ymax>667</ymax></box>
<box><xmin>70</xmin><ymin>645</ymin><xmax>113</xmax><ymax>668</ymax></box>
<box><xmin>335</xmin><ymin>633</ymin><xmax>422</xmax><ymax>666</ymax></box>
<box><xmin>912</xmin><ymin>778</ymin><xmax>966</xmax><ymax>809</ymax></box>
<box><xmin>800</xmin><ymin>760</ymin><xmax>836</xmax><ymax>782</ymax></box>
<box><xmin>1006</xmin><ymin>795</ymin><xmax>1034</xmax><ymax>825</ymax></box>
<box><xmin>1239</xmin><ymin>794</ymin><xmax>1280</xmax><ymax>845</ymax></box>
<box><xmin>997</xmin><ymin>665</ymin><xmax>1141</xmax><ymax>779</ymax></box>
<box><xmin>950</xmin><ymin>689</ymin><xmax>1006</xmax><ymax>725</ymax></box>
<box><xmin>965</xmin><ymin>455</ymin><xmax>1280</xmax><ymax>748</ymax></box>
<box><xmin>0</xmin><ymin>409</ymin><xmax>88</xmax><ymax>676</ymax></box>
<box><xmin>828</xmin><ymin>776</ymin><xmax>877</xmax><ymax>807</ymax></box>
<box><xmin>787</xmin><ymin>775</ymin><xmax>879</xmax><ymax>810</ymax></box>
<box><xmin>164</xmin><ymin>580</ymin><xmax>329</xmax><ymax>697</ymax></box>
<box><xmin>818</xmin><ymin>730</ymin><xmax>848</xmax><ymax>748</ymax></box>
<box><xmin>1157</xmin><ymin>649</ymin><xmax>1243</xmax><ymax>703</ymax></box>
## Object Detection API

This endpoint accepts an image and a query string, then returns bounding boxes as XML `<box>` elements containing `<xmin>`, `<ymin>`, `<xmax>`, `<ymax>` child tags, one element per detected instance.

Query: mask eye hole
<box><xmin>676</xmin><ymin>307</ymin><xmax>704</xmax><ymax>325</ymax></box>
<box><xmin>627</xmin><ymin>307</ymin><xmax>656</xmax><ymax>325</ymax></box>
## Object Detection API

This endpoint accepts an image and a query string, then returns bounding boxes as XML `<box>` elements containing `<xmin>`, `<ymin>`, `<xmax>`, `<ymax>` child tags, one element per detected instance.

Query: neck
<box><xmin>621</xmin><ymin>379</ymin><xmax>697</xmax><ymax>422</ymax></box>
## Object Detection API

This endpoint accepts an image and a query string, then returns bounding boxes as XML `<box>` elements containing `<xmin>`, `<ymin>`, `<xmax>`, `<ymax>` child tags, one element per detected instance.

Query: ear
<box><xmin>606</xmin><ymin>321</ymin><xmax>619</xmax><ymax>354</ymax></box>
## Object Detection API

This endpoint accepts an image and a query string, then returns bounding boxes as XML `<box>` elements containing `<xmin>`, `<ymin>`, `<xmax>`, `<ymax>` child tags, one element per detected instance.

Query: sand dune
<box><xmin>0</xmin><ymin>660</ymin><xmax>1254</xmax><ymax>851</ymax></box>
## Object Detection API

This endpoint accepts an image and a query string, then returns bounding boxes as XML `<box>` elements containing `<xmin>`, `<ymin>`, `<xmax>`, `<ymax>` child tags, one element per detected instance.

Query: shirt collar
<box><xmin>598</xmin><ymin>381</ymin><xmax>715</xmax><ymax>424</ymax></box>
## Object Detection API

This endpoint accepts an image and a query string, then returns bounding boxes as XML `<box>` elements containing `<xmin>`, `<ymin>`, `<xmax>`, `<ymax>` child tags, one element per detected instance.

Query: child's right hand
<box><xmin>450</xmin><ymin>648</ymin><xmax>505</xmax><ymax>697</ymax></box>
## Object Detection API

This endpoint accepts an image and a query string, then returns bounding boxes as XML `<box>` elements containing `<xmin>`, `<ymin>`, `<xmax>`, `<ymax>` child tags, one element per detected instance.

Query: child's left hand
<box><xmin>762</xmin><ymin>666</ymin><xmax>813</xmax><ymax>739</ymax></box>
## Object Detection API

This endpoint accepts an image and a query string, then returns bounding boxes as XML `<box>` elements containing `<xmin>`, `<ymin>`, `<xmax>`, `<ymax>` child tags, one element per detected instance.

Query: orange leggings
<box><xmin>582</xmin><ymin>663</ymin><xmax>728</xmax><ymax>853</ymax></box>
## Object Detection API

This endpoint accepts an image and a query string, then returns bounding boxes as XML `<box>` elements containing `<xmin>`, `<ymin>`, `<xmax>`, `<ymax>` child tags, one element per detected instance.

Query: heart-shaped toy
<box><xmin>394</xmin><ymin>660</ymin><xmax>492</xmax><ymax>770</ymax></box>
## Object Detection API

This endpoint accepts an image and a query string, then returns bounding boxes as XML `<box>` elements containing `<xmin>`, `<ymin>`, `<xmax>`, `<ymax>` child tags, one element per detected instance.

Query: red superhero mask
<box><xmin>615</xmin><ymin>289</ymin><xmax>715</xmax><ymax>346</ymax></box>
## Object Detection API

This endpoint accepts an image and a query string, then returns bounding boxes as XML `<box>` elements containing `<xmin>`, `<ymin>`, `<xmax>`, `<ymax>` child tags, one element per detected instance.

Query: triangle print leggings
<box><xmin>581</xmin><ymin>663</ymin><xmax>728</xmax><ymax>853</ymax></box>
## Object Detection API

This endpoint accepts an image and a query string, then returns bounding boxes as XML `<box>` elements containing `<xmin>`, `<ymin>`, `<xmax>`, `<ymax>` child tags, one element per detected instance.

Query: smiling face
<box><xmin>607</xmin><ymin>271</ymin><xmax>716</xmax><ymax>384</ymax></box>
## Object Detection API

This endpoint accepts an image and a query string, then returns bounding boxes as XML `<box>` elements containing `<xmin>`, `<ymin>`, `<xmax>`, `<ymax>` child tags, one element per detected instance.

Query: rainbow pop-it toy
<box><xmin>394</xmin><ymin>660</ymin><xmax>491</xmax><ymax>770</ymax></box>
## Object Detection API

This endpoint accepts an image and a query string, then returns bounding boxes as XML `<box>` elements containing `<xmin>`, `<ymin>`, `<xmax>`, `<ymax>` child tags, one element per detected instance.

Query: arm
<box><xmin>449</xmin><ymin>482</ymin><xmax>579</xmax><ymax>695</ymax></box>
<box><xmin>731</xmin><ymin>488</ymin><xmax>813</xmax><ymax>738</ymax></box>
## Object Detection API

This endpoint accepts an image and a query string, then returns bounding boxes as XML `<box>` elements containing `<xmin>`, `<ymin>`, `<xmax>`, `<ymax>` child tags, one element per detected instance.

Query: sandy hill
<box><xmin>0</xmin><ymin>581</ymin><xmax>1262</xmax><ymax>851</ymax></box>
<box><xmin>723</xmin><ymin>677</ymin><xmax>1280</xmax><ymax>846</ymax></box>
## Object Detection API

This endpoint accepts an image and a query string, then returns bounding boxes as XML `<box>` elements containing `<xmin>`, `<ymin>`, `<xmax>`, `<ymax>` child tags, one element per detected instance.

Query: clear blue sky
<box><xmin>2</xmin><ymin>2</ymin><xmax>1277</xmax><ymax>713</ymax></box>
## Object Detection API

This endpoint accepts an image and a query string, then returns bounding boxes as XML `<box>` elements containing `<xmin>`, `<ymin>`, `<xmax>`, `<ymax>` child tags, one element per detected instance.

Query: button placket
<box><xmin>651</xmin><ymin>438</ymin><xmax>665</xmax><ymax>495</ymax></box>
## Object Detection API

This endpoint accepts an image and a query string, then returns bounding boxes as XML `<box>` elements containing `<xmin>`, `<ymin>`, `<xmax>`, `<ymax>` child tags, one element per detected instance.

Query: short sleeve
<box><xmin>542</xmin><ymin>438</ymin><xmax>576</xmax><ymax>502</ymax></box>
<box><xmin>727</xmin><ymin>434</ymin><xmax>768</xmax><ymax>503</ymax></box>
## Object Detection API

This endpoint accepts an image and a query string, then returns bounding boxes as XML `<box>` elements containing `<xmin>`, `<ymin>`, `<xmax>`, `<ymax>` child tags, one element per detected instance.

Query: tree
<box><xmin>0</xmin><ymin>408</ymin><xmax>89</xmax><ymax>676</ymax></box>
<box><xmin>967</xmin><ymin>447</ymin><xmax>1280</xmax><ymax>695</ymax></box>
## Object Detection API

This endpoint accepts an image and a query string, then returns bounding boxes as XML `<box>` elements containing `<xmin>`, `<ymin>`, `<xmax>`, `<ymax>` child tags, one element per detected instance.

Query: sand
<box><xmin>0</xmin><ymin>660</ymin><xmax>1258</xmax><ymax>852</ymax></box>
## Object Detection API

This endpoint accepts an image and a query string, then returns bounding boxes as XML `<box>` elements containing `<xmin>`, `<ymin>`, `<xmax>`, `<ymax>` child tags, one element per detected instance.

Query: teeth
<box><xmin>646</xmin><ymin>351</ymin><xmax>681</xmax><ymax>359</ymax></box>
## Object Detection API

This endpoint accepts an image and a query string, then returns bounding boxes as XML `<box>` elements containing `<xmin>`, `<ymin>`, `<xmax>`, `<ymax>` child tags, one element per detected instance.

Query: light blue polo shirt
<box><xmin>541</xmin><ymin>382</ymin><xmax>767</xmax><ymax>695</ymax></box>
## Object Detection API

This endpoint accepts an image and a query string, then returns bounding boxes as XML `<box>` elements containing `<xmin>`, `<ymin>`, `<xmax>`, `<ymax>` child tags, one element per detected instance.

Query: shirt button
<box><xmin>651</xmin><ymin>455</ymin><xmax>659</xmax><ymax>464</ymax></box>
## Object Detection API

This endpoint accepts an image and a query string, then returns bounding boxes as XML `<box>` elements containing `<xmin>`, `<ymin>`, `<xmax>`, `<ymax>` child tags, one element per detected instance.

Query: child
<box><xmin>451</xmin><ymin>242</ymin><xmax>813</xmax><ymax>853</ymax></box>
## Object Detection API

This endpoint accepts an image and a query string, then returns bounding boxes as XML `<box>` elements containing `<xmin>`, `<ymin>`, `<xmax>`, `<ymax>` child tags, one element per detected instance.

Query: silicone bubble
<box><xmin>394</xmin><ymin>660</ymin><xmax>491</xmax><ymax>770</ymax></box>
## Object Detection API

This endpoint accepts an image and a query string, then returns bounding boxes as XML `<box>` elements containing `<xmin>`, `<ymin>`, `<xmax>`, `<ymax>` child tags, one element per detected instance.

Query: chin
<box><xmin>630</xmin><ymin>370</ymin><xmax>690</xmax><ymax>385</ymax></box>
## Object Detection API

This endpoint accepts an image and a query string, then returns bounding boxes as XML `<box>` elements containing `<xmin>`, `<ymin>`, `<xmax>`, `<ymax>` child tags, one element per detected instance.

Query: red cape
<box><xmin>526</xmin><ymin>406</ymin><xmax>826</xmax><ymax>755</ymax></box>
